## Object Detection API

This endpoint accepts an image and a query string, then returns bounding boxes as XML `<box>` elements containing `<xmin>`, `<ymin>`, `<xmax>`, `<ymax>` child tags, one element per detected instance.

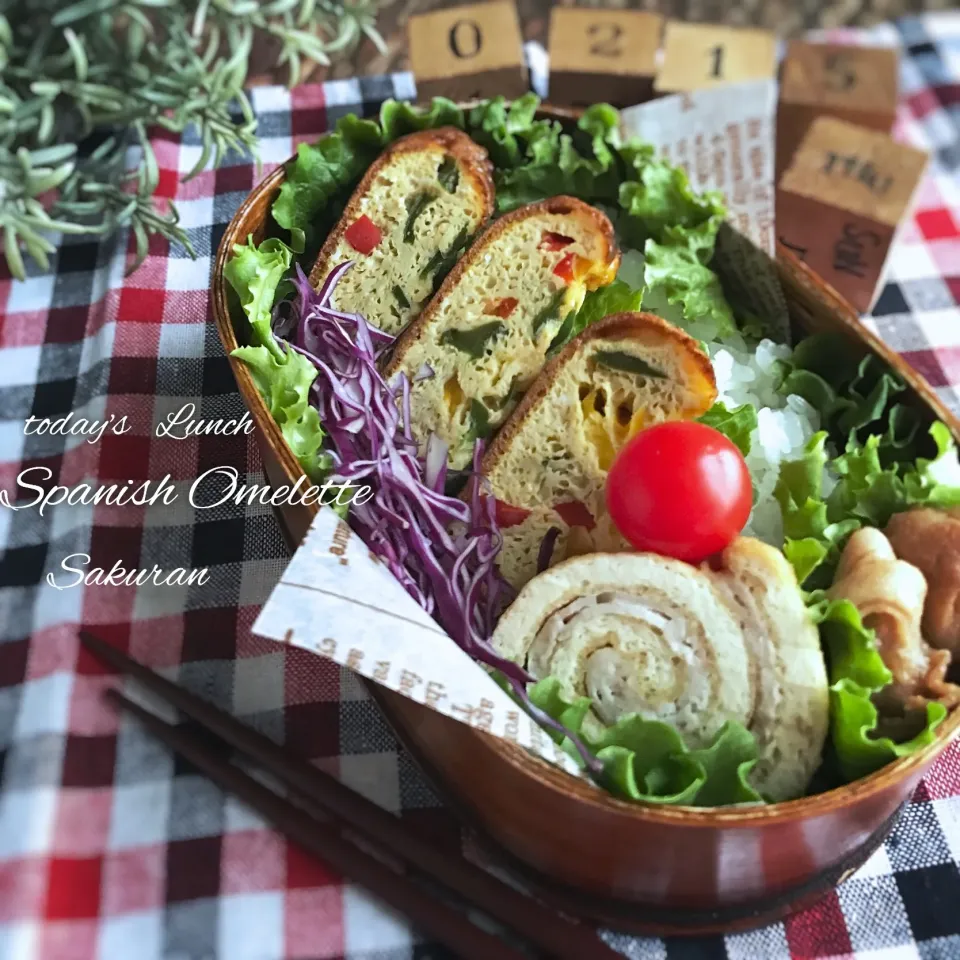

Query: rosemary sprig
<box><xmin>0</xmin><ymin>0</ymin><xmax>382</xmax><ymax>280</ymax></box>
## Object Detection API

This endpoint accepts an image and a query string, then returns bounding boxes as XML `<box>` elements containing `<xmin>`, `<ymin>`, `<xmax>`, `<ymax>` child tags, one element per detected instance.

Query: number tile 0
<box><xmin>407</xmin><ymin>1</ymin><xmax>527</xmax><ymax>103</ymax></box>
<box><xmin>653</xmin><ymin>21</ymin><xmax>777</xmax><ymax>94</ymax></box>
<box><xmin>547</xmin><ymin>8</ymin><xmax>663</xmax><ymax>107</ymax></box>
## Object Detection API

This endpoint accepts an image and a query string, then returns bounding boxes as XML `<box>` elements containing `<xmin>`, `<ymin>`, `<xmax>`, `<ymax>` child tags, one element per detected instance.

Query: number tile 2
<box><xmin>547</xmin><ymin>9</ymin><xmax>663</xmax><ymax>107</ymax></box>
<box><xmin>654</xmin><ymin>22</ymin><xmax>776</xmax><ymax>94</ymax></box>
<box><xmin>408</xmin><ymin>1</ymin><xmax>527</xmax><ymax>103</ymax></box>
<box><xmin>776</xmin><ymin>115</ymin><xmax>927</xmax><ymax>313</ymax></box>
<box><xmin>776</xmin><ymin>41</ymin><xmax>898</xmax><ymax>178</ymax></box>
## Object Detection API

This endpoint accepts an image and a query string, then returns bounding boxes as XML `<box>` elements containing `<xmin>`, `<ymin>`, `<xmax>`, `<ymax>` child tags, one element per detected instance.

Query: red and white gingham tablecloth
<box><xmin>1</xmin><ymin>12</ymin><xmax>960</xmax><ymax>960</ymax></box>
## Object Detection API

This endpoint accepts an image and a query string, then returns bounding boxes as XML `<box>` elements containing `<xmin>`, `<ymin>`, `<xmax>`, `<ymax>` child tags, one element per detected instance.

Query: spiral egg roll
<box><xmin>493</xmin><ymin>541</ymin><xmax>830</xmax><ymax>801</ymax></box>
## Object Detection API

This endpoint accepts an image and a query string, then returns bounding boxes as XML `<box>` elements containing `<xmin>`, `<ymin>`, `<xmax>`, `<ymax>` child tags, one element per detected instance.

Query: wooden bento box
<box><xmin>211</xmin><ymin>106</ymin><xmax>960</xmax><ymax>936</ymax></box>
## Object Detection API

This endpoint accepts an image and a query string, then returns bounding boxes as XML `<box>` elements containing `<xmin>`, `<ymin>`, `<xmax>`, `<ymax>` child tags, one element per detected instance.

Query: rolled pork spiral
<box><xmin>829</xmin><ymin>527</ymin><xmax>960</xmax><ymax>713</ymax></box>
<box><xmin>492</xmin><ymin>542</ymin><xmax>830</xmax><ymax>802</ymax></box>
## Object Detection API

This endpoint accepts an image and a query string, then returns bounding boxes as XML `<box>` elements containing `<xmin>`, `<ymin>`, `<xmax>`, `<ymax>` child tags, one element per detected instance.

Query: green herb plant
<box><xmin>0</xmin><ymin>0</ymin><xmax>383</xmax><ymax>280</ymax></box>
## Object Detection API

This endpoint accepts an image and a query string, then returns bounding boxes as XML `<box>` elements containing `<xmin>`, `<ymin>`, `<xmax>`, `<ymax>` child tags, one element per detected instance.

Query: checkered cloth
<box><xmin>1</xmin><ymin>12</ymin><xmax>959</xmax><ymax>960</ymax></box>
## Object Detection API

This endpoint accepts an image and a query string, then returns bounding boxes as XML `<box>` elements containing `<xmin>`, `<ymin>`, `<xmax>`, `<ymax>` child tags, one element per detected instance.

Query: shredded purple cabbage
<box><xmin>282</xmin><ymin>262</ymin><xmax>602</xmax><ymax>774</ymax></box>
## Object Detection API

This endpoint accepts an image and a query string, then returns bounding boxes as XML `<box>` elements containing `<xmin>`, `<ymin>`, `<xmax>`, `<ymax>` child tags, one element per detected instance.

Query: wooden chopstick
<box><xmin>105</xmin><ymin>688</ymin><xmax>529</xmax><ymax>960</ymax></box>
<box><xmin>80</xmin><ymin>631</ymin><xmax>619</xmax><ymax>960</ymax></box>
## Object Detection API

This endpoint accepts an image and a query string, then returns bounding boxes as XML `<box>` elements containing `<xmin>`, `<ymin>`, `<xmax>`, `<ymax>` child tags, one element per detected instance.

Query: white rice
<box><xmin>619</xmin><ymin>250</ymin><xmax>824</xmax><ymax>548</ymax></box>
<box><xmin>707</xmin><ymin>333</ymin><xmax>822</xmax><ymax>547</ymax></box>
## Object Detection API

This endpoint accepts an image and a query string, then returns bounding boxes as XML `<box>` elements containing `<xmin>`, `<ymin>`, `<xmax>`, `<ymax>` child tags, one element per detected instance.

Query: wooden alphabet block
<box><xmin>408</xmin><ymin>2</ymin><xmax>527</xmax><ymax>103</ymax></box>
<box><xmin>547</xmin><ymin>8</ymin><xmax>663</xmax><ymax>107</ymax></box>
<box><xmin>654</xmin><ymin>22</ymin><xmax>777</xmax><ymax>94</ymax></box>
<box><xmin>777</xmin><ymin>41</ymin><xmax>898</xmax><ymax>178</ymax></box>
<box><xmin>777</xmin><ymin>116</ymin><xmax>927</xmax><ymax>313</ymax></box>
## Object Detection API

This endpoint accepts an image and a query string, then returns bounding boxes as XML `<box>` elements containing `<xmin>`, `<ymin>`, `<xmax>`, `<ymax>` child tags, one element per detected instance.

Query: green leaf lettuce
<box><xmin>774</xmin><ymin>423</ymin><xmax>960</xmax><ymax>587</ymax></box>
<box><xmin>232</xmin><ymin>342</ymin><xmax>331</xmax><ymax>483</ymax></box>
<box><xmin>224</xmin><ymin>234</ymin><xmax>329</xmax><ymax>482</ymax></box>
<box><xmin>549</xmin><ymin>279</ymin><xmax>644</xmax><ymax>351</ymax></box>
<box><xmin>223</xmin><ymin>236</ymin><xmax>293</xmax><ymax>358</ymax></box>
<box><xmin>643</xmin><ymin>221</ymin><xmax>736</xmax><ymax>339</ymax></box>
<box><xmin>698</xmin><ymin>401</ymin><xmax>758</xmax><ymax>456</ymax></box>
<box><xmin>272</xmin><ymin>116</ymin><xmax>383</xmax><ymax>253</ymax></box>
<box><xmin>806</xmin><ymin>594</ymin><xmax>947</xmax><ymax>782</ymax></box>
<box><xmin>780</xmin><ymin>332</ymin><xmax>924</xmax><ymax>463</ymax></box>
<box><xmin>380</xmin><ymin>97</ymin><xmax>465</xmax><ymax>140</ymax></box>
<box><xmin>619</xmin><ymin>159</ymin><xmax>725</xmax><ymax>240</ymax></box>
<box><xmin>528</xmin><ymin>677</ymin><xmax>762</xmax><ymax>806</ymax></box>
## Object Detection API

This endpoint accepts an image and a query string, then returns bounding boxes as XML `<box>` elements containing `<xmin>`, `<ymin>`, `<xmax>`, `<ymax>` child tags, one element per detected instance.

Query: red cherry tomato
<box><xmin>554</xmin><ymin>500</ymin><xmax>596</xmax><ymax>531</ymax></box>
<box><xmin>552</xmin><ymin>253</ymin><xmax>576</xmax><ymax>282</ymax></box>
<box><xmin>344</xmin><ymin>215</ymin><xmax>382</xmax><ymax>254</ymax></box>
<box><xmin>540</xmin><ymin>232</ymin><xmax>574</xmax><ymax>252</ymax></box>
<box><xmin>494</xmin><ymin>499</ymin><xmax>531</xmax><ymax>528</ymax></box>
<box><xmin>605</xmin><ymin>421</ymin><xmax>751</xmax><ymax>564</ymax></box>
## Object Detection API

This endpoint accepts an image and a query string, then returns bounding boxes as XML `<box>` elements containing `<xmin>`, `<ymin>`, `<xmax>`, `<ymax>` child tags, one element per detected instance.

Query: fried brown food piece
<box><xmin>885</xmin><ymin>508</ymin><xmax>960</xmax><ymax>657</ymax></box>
<box><xmin>829</xmin><ymin>528</ymin><xmax>960</xmax><ymax>715</ymax></box>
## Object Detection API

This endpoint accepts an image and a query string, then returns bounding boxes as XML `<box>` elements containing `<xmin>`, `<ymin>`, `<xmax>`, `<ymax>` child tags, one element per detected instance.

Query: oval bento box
<box><xmin>211</xmin><ymin>105</ymin><xmax>960</xmax><ymax>936</ymax></box>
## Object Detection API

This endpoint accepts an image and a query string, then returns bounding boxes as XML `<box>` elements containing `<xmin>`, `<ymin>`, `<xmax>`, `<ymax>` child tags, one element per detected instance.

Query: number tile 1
<box><xmin>776</xmin><ymin>41</ymin><xmax>898</xmax><ymax>177</ymax></box>
<box><xmin>547</xmin><ymin>8</ymin><xmax>663</xmax><ymax>107</ymax></box>
<box><xmin>776</xmin><ymin>115</ymin><xmax>928</xmax><ymax>313</ymax></box>
<box><xmin>654</xmin><ymin>21</ymin><xmax>777</xmax><ymax>94</ymax></box>
<box><xmin>408</xmin><ymin>1</ymin><xmax>528</xmax><ymax>103</ymax></box>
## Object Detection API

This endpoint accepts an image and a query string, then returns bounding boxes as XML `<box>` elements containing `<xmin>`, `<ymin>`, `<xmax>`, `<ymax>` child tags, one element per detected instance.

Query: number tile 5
<box><xmin>776</xmin><ymin>41</ymin><xmax>898</xmax><ymax>178</ymax></box>
<box><xmin>547</xmin><ymin>8</ymin><xmax>663</xmax><ymax>107</ymax></box>
<box><xmin>408</xmin><ymin>1</ymin><xmax>528</xmax><ymax>103</ymax></box>
<box><xmin>654</xmin><ymin>22</ymin><xmax>776</xmax><ymax>94</ymax></box>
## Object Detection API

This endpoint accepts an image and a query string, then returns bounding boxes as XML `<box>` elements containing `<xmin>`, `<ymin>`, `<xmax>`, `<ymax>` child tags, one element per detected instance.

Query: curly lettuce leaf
<box><xmin>780</xmin><ymin>332</ymin><xmax>925</xmax><ymax>465</ymax></box>
<box><xmin>687</xmin><ymin>723</ymin><xmax>763</xmax><ymax>807</ymax></box>
<box><xmin>808</xmin><ymin>594</ymin><xmax>891</xmax><ymax>689</ymax></box>
<box><xmin>272</xmin><ymin>116</ymin><xmax>383</xmax><ymax>252</ymax></box>
<box><xmin>615</xmin><ymin>158</ymin><xmax>734</xmax><ymax>335</ymax></box>
<box><xmin>785</xmin><ymin>354</ymin><xmax>906</xmax><ymax>443</ymax></box>
<box><xmin>489</xmin><ymin>101</ymin><xmax>628</xmax><ymax>210</ymax></box>
<box><xmin>830</xmin><ymin>683</ymin><xmax>945</xmax><ymax>783</ymax></box>
<box><xmin>380</xmin><ymin>97</ymin><xmax>465</xmax><ymax>140</ymax></box>
<box><xmin>698</xmin><ymin>401</ymin><xmax>758</xmax><ymax>456</ymax></box>
<box><xmin>545</xmin><ymin>279</ymin><xmax>645</xmax><ymax>351</ymax></box>
<box><xmin>223</xmin><ymin>236</ymin><xmax>293</xmax><ymax>358</ymax></box>
<box><xmin>829</xmin><ymin>423</ymin><xmax>960</xmax><ymax>526</ymax></box>
<box><xmin>772</xmin><ymin>420</ymin><xmax>960</xmax><ymax>587</ymax></box>
<box><xmin>776</xmin><ymin>431</ymin><xmax>831</xmax><ymax>536</ymax></box>
<box><xmin>774</xmin><ymin>432</ymin><xmax>861</xmax><ymax>587</ymax></box>
<box><xmin>827</xmin><ymin>435</ymin><xmax>900</xmax><ymax>526</ymax></box>
<box><xmin>619</xmin><ymin>159</ymin><xmax>725</xmax><ymax>241</ymax></box>
<box><xmin>467</xmin><ymin>94</ymin><xmax>542</xmax><ymax>169</ymax></box>
<box><xmin>493</xmin><ymin>133</ymin><xmax>590</xmax><ymax>210</ymax></box>
<box><xmin>642</xmin><ymin>222</ymin><xmax>736</xmax><ymax>339</ymax></box>
<box><xmin>904</xmin><ymin>421</ymin><xmax>960</xmax><ymax>505</ymax></box>
<box><xmin>806</xmin><ymin>594</ymin><xmax>948</xmax><ymax>782</ymax></box>
<box><xmin>783</xmin><ymin>538</ymin><xmax>831</xmax><ymax>586</ymax></box>
<box><xmin>595</xmin><ymin>718</ymin><xmax>705</xmax><ymax>805</ymax></box>
<box><xmin>528</xmin><ymin>677</ymin><xmax>762</xmax><ymax>807</ymax></box>
<box><xmin>232</xmin><ymin>342</ymin><xmax>330</xmax><ymax>482</ymax></box>
<box><xmin>575</xmin><ymin>102</ymin><xmax>628</xmax><ymax>173</ymax></box>
<box><xmin>524</xmin><ymin>677</ymin><xmax>594</xmax><ymax>756</ymax></box>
